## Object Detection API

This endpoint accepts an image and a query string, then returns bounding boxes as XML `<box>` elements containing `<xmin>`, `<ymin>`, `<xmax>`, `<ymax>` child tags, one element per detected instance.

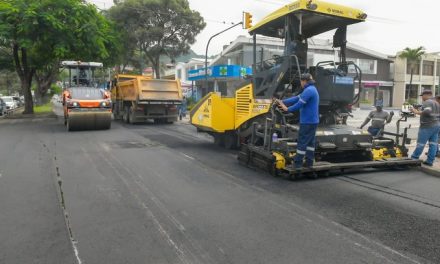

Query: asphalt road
<box><xmin>1</xmin><ymin>116</ymin><xmax>440</xmax><ymax>264</ymax></box>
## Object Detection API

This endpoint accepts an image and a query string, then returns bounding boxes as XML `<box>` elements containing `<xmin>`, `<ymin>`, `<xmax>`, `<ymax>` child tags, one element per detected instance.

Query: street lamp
<box><xmin>204</xmin><ymin>22</ymin><xmax>243</xmax><ymax>90</ymax></box>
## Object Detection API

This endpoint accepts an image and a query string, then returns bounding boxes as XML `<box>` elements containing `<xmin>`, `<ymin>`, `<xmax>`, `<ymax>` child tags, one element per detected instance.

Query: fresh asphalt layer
<box><xmin>1</xmin><ymin>117</ymin><xmax>439</xmax><ymax>264</ymax></box>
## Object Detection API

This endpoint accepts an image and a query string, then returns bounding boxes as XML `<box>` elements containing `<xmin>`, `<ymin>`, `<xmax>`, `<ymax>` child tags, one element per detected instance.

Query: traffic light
<box><xmin>243</xmin><ymin>12</ymin><xmax>253</xmax><ymax>29</ymax></box>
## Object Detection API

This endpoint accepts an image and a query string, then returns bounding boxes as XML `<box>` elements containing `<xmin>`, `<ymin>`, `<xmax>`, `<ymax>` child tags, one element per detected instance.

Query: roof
<box><xmin>209</xmin><ymin>35</ymin><xmax>284</xmax><ymax>66</ymax></box>
<box><xmin>249</xmin><ymin>0</ymin><xmax>366</xmax><ymax>38</ymax></box>
<box><xmin>209</xmin><ymin>36</ymin><xmax>391</xmax><ymax>66</ymax></box>
<box><xmin>346</xmin><ymin>42</ymin><xmax>391</xmax><ymax>61</ymax></box>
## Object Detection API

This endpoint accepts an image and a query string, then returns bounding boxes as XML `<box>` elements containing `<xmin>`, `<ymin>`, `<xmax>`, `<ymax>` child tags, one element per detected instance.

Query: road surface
<box><xmin>0</xmin><ymin>116</ymin><xmax>439</xmax><ymax>264</ymax></box>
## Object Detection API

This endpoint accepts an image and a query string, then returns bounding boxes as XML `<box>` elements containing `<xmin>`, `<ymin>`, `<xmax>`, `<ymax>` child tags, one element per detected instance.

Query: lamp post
<box><xmin>205</xmin><ymin>22</ymin><xmax>243</xmax><ymax>91</ymax></box>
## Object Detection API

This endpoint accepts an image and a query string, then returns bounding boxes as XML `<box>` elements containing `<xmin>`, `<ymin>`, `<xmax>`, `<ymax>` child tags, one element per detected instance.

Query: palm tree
<box><xmin>399</xmin><ymin>46</ymin><xmax>425</xmax><ymax>100</ymax></box>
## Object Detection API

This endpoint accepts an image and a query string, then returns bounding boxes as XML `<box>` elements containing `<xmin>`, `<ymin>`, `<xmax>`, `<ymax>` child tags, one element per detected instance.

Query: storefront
<box><xmin>359</xmin><ymin>81</ymin><xmax>394</xmax><ymax>107</ymax></box>
<box><xmin>188</xmin><ymin>65</ymin><xmax>252</xmax><ymax>100</ymax></box>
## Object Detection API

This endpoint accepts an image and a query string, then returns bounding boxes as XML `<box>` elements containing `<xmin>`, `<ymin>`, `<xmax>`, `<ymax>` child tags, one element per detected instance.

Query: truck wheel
<box><xmin>123</xmin><ymin>106</ymin><xmax>130</xmax><ymax>123</ymax></box>
<box><xmin>129</xmin><ymin>107</ymin><xmax>136</xmax><ymax>124</ymax></box>
<box><xmin>213</xmin><ymin>133</ymin><xmax>224</xmax><ymax>147</ymax></box>
<box><xmin>224</xmin><ymin>132</ymin><xmax>238</xmax><ymax>149</ymax></box>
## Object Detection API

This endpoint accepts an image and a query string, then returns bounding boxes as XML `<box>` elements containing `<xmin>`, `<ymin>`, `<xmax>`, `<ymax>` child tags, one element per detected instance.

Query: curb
<box><xmin>5</xmin><ymin>112</ymin><xmax>57</xmax><ymax>119</ymax></box>
<box><xmin>415</xmin><ymin>165</ymin><xmax>440</xmax><ymax>178</ymax></box>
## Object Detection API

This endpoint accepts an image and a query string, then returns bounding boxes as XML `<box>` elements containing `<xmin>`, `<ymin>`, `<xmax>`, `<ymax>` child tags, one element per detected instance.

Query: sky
<box><xmin>91</xmin><ymin>0</ymin><xmax>440</xmax><ymax>57</ymax></box>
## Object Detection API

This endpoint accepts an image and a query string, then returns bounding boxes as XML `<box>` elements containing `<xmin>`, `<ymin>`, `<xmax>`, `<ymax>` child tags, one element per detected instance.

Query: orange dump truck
<box><xmin>111</xmin><ymin>74</ymin><xmax>183</xmax><ymax>124</ymax></box>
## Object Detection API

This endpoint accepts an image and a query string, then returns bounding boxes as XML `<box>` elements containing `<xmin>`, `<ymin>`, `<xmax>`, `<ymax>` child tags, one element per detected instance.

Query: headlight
<box><xmin>101</xmin><ymin>101</ymin><xmax>108</xmax><ymax>107</ymax></box>
<box><xmin>72</xmin><ymin>102</ymin><xmax>79</xmax><ymax>107</ymax></box>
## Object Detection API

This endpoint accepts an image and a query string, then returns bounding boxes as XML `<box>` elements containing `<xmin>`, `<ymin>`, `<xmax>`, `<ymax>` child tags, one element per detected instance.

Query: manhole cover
<box><xmin>108</xmin><ymin>140</ymin><xmax>161</xmax><ymax>149</ymax></box>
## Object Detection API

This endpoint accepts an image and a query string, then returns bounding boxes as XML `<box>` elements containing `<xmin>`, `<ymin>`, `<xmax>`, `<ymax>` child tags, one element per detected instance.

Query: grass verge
<box><xmin>34</xmin><ymin>102</ymin><xmax>53</xmax><ymax>114</ymax></box>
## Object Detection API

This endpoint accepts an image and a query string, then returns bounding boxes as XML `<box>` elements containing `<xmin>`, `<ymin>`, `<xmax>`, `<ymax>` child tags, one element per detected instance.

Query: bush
<box><xmin>404</xmin><ymin>98</ymin><xmax>418</xmax><ymax>105</ymax></box>
<box><xmin>50</xmin><ymin>84</ymin><xmax>62</xmax><ymax>95</ymax></box>
<box><xmin>186</xmin><ymin>97</ymin><xmax>198</xmax><ymax>111</ymax></box>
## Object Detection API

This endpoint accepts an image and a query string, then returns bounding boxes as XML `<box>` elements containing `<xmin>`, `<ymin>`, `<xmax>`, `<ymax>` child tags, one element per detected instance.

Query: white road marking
<box><xmin>100</xmin><ymin>143</ymin><xmax>111</xmax><ymax>152</ymax></box>
<box><xmin>72</xmin><ymin>240</ymin><xmax>83</xmax><ymax>264</ymax></box>
<box><xmin>180</xmin><ymin>152</ymin><xmax>195</xmax><ymax>160</ymax></box>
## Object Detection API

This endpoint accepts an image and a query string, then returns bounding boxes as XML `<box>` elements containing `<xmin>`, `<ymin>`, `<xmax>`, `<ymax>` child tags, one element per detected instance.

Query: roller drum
<box><xmin>67</xmin><ymin>111</ymin><xmax>112</xmax><ymax>131</ymax></box>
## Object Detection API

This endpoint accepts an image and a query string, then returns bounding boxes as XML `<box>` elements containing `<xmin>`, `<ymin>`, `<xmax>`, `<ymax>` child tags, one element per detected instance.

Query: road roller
<box><xmin>62</xmin><ymin>61</ymin><xmax>112</xmax><ymax>131</ymax></box>
<box><xmin>190</xmin><ymin>0</ymin><xmax>422</xmax><ymax>177</ymax></box>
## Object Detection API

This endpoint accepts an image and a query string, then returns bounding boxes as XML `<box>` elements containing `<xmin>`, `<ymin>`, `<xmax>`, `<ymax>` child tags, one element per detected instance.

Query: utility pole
<box><xmin>204</xmin><ymin>22</ymin><xmax>243</xmax><ymax>91</ymax></box>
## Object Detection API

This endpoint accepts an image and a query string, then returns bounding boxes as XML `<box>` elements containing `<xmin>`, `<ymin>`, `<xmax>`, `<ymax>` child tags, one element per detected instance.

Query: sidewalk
<box><xmin>407</xmin><ymin>144</ymin><xmax>440</xmax><ymax>177</ymax></box>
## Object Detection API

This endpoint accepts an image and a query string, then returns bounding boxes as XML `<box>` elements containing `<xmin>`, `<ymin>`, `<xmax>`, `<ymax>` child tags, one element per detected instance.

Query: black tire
<box><xmin>123</xmin><ymin>106</ymin><xmax>130</xmax><ymax>123</ymax></box>
<box><xmin>213</xmin><ymin>133</ymin><xmax>225</xmax><ymax>147</ymax></box>
<box><xmin>224</xmin><ymin>132</ymin><xmax>238</xmax><ymax>150</ymax></box>
<box><xmin>129</xmin><ymin>107</ymin><xmax>136</xmax><ymax>124</ymax></box>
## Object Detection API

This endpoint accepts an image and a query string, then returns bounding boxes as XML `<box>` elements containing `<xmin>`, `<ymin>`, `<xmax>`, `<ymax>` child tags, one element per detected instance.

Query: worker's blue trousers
<box><xmin>295</xmin><ymin>124</ymin><xmax>318</xmax><ymax>168</ymax></box>
<box><xmin>411</xmin><ymin>125</ymin><xmax>440</xmax><ymax>165</ymax></box>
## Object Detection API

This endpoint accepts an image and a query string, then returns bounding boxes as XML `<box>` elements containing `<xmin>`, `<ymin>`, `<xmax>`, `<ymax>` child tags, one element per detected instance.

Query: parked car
<box><xmin>0</xmin><ymin>98</ymin><xmax>6</xmax><ymax>116</ymax></box>
<box><xmin>1</xmin><ymin>96</ymin><xmax>17</xmax><ymax>109</ymax></box>
<box><xmin>12</xmin><ymin>96</ymin><xmax>23</xmax><ymax>107</ymax></box>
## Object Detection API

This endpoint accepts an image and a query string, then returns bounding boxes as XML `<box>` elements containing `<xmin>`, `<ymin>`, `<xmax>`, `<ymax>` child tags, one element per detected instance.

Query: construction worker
<box><xmin>276</xmin><ymin>73</ymin><xmax>319</xmax><ymax>169</ymax></box>
<box><xmin>179</xmin><ymin>96</ymin><xmax>187</xmax><ymax>120</ymax></box>
<box><xmin>436</xmin><ymin>95</ymin><xmax>440</xmax><ymax>157</ymax></box>
<box><xmin>359</xmin><ymin>101</ymin><xmax>394</xmax><ymax>136</ymax></box>
<box><xmin>411</xmin><ymin>90</ymin><xmax>440</xmax><ymax>166</ymax></box>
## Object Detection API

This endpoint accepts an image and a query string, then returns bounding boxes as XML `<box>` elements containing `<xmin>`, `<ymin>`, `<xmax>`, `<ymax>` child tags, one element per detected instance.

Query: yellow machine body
<box><xmin>372</xmin><ymin>147</ymin><xmax>404</xmax><ymax>160</ymax></box>
<box><xmin>190</xmin><ymin>83</ymin><xmax>271</xmax><ymax>133</ymax></box>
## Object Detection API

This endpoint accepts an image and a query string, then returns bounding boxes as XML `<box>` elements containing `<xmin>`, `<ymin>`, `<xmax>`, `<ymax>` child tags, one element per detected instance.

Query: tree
<box><xmin>0</xmin><ymin>0</ymin><xmax>120</xmax><ymax>113</ymax></box>
<box><xmin>399</xmin><ymin>46</ymin><xmax>425</xmax><ymax>99</ymax></box>
<box><xmin>109</xmin><ymin>0</ymin><xmax>206</xmax><ymax>78</ymax></box>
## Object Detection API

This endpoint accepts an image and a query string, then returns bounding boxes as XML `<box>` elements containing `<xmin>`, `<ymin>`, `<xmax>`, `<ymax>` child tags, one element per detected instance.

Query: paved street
<box><xmin>1</xmin><ymin>113</ymin><xmax>440</xmax><ymax>264</ymax></box>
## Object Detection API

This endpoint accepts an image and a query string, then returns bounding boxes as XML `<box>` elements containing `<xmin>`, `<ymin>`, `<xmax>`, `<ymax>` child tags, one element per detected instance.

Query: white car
<box><xmin>1</xmin><ymin>96</ymin><xmax>17</xmax><ymax>109</ymax></box>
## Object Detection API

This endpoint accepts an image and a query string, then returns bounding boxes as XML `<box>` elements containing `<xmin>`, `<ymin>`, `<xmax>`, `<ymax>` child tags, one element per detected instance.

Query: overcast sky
<box><xmin>92</xmin><ymin>0</ymin><xmax>440</xmax><ymax>56</ymax></box>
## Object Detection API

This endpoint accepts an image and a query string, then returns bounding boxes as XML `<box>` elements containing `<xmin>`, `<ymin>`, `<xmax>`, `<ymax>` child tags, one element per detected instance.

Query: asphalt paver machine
<box><xmin>235</xmin><ymin>0</ymin><xmax>421</xmax><ymax>178</ymax></box>
<box><xmin>191</xmin><ymin>0</ymin><xmax>421</xmax><ymax>177</ymax></box>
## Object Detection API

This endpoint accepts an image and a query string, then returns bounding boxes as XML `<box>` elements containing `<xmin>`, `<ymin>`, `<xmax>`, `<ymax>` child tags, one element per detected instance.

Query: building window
<box><xmin>422</xmin><ymin>85</ymin><xmax>433</xmax><ymax>91</ymax></box>
<box><xmin>177</xmin><ymin>69</ymin><xmax>182</xmax><ymax>79</ymax></box>
<box><xmin>347</xmin><ymin>58</ymin><xmax>358</xmax><ymax>74</ymax></box>
<box><xmin>358</xmin><ymin>59</ymin><xmax>376</xmax><ymax>74</ymax></box>
<box><xmin>437</xmin><ymin>62</ymin><xmax>440</xmax><ymax>76</ymax></box>
<box><xmin>406</xmin><ymin>61</ymin><xmax>420</xmax><ymax>75</ymax></box>
<box><xmin>405</xmin><ymin>84</ymin><xmax>418</xmax><ymax>100</ymax></box>
<box><xmin>422</xmin><ymin>61</ymin><xmax>434</xmax><ymax>76</ymax></box>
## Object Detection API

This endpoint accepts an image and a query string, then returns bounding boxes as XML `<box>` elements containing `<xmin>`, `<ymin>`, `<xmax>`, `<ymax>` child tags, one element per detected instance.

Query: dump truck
<box><xmin>111</xmin><ymin>74</ymin><xmax>183</xmax><ymax>124</ymax></box>
<box><xmin>191</xmin><ymin>0</ymin><xmax>421</xmax><ymax>177</ymax></box>
<box><xmin>62</xmin><ymin>61</ymin><xmax>112</xmax><ymax>131</ymax></box>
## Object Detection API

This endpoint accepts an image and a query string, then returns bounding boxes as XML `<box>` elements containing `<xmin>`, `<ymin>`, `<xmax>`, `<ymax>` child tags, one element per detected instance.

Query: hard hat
<box><xmin>300</xmin><ymin>73</ymin><xmax>313</xmax><ymax>81</ymax></box>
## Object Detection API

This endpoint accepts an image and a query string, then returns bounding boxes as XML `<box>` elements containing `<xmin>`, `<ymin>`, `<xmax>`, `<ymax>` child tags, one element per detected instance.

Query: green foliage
<box><xmin>359</xmin><ymin>99</ymin><xmax>372</xmax><ymax>105</ymax></box>
<box><xmin>33</xmin><ymin>102</ymin><xmax>53</xmax><ymax>114</ymax></box>
<box><xmin>399</xmin><ymin>47</ymin><xmax>425</xmax><ymax>103</ymax></box>
<box><xmin>50</xmin><ymin>83</ymin><xmax>62</xmax><ymax>95</ymax></box>
<box><xmin>0</xmin><ymin>0</ymin><xmax>121</xmax><ymax>113</ymax></box>
<box><xmin>399</xmin><ymin>46</ymin><xmax>425</xmax><ymax>71</ymax></box>
<box><xmin>405</xmin><ymin>98</ymin><xmax>418</xmax><ymax>105</ymax></box>
<box><xmin>108</xmin><ymin>0</ymin><xmax>206</xmax><ymax>78</ymax></box>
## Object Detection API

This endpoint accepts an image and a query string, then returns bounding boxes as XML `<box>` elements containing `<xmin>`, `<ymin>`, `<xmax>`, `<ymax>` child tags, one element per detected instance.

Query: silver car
<box><xmin>1</xmin><ymin>96</ymin><xmax>17</xmax><ymax>109</ymax></box>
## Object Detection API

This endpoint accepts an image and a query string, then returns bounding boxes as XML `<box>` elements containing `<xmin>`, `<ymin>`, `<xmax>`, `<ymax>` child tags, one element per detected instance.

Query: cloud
<box><xmin>93</xmin><ymin>0</ymin><xmax>440</xmax><ymax>56</ymax></box>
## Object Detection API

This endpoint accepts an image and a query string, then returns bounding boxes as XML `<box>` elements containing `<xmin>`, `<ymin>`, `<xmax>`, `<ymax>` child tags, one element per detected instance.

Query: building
<box><xmin>392</xmin><ymin>52</ymin><xmax>440</xmax><ymax>105</ymax></box>
<box><xmin>165</xmin><ymin>58</ymin><xmax>208</xmax><ymax>100</ymax></box>
<box><xmin>210</xmin><ymin>36</ymin><xmax>395</xmax><ymax>106</ymax></box>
